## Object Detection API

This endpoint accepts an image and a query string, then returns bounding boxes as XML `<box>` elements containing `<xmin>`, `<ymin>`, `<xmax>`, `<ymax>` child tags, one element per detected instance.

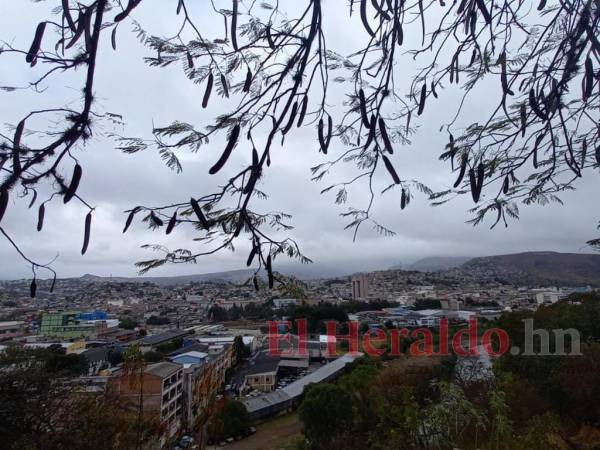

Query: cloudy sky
<box><xmin>1</xmin><ymin>1</ymin><xmax>598</xmax><ymax>280</ymax></box>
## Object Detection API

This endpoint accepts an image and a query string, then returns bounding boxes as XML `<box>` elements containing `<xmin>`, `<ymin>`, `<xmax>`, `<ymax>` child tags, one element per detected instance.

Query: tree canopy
<box><xmin>0</xmin><ymin>0</ymin><xmax>598</xmax><ymax>290</ymax></box>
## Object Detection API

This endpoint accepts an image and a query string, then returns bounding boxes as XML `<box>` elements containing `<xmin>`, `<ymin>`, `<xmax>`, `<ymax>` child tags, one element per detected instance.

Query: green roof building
<box><xmin>40</xmin><ymin>311</ymin><xmax>95</xmax><ymax>339</ymax></box>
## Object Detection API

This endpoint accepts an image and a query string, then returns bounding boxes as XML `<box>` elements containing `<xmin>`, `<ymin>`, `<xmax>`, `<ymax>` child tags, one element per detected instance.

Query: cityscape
<box><xmin>1</xmin><ymin>0</ymin><xmax>599</xmax><ymax>449</ymax></box>
<box><xmin>2</xmin><ymin>251</ymin><xmax>600</xmax><ymax>448</ymax></box>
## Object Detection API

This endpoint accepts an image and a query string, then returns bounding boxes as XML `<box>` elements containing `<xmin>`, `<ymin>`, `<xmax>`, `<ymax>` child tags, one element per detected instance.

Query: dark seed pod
<box><xmin>0</xmin><ymin>189</ymin><xmax>8</xmax><ymax>224</ymax></box>
<box><xmin>360</xmin><ymin>0</ymin><xmax>376</xmax><ymax>37</ymax></box>
<box><xmin>499</xmin><ymin>51</ymin><xmax>514</xmax><ymax>96</ymax></box>
<box><xmin>123</xmin><ymin>208</ymin><xmax>139</xmax><ymax>233</ymax></box>
<box><xmin>37</xmin><ymin>204</ymin><xmax>45</xmax><ymax>232</ymax></box>
<box><xmin>243</xmin><ymin>67</ymin><xmax>252</xmax><ymax>92</ymax></box>
<box><xmin>62</xmin><ymin>0</ymin><xmax>76</xmax><ymax>32</ymax></box>
<box><xmin>502</xmin><ymin>175</ymin><xmax>509</xmax><ymax>194</ymax></box>
<box><xmin>81</xmin><ymin>212</ymin><xmax>92</xmax><ymax>255</ymax></box>
<box><xmin>177</xmin><ymin>0</ymin><xmax>183</xmax><ymax>14</ymax></box>
<box><xmin>297</xmin><ymin>95</ymin><xmax>308</xmax><ymax>127</ymax></box>
<box><xmin>477</xmin><ymin>163</ymin><xmax>485</xmax><ymax>185</ymax></box>
<box><xmin>209</xmin><ymin>124</ymin><xmax>240</xmax><ymax>174</ymax></box>
<box><xmin>221</xmin><ymin>74</ymin><xmax>229</xmax><ymax>98</ymax></box>
<box><xmin>318</xmin><ymin>118</ymin><xmax>327</xmax><ymax>154</ymax></box>
<box><xmin>166</xmin><ymin>212</ymin><xmax>177</xmax><ymax>235</ymax></box>
<box><xmin>468</xmin><ymin>168</ymin><xmax>478</xmax><ymax>202</ymax></box>
<box><xmin>364</xmin><ymin>114</ymin><xmax>377</xmax><ymax>150</ymax></box>
<box><xmin>379</xmin><ymin>118</ymin><xmax>394</xmax><ymax>154</ymax></box>
<box><xmin>202</xmin><ymin>73</ymin><xmax>213</xmax><ymax>109</ymax></box>
<box><xmin>529</xmin><ymin>88</ymin><xmax>547</xmax><ymax>120</ymax></box>
<box><xmin>583</xmin><ymin>57</ymin><xmax>593</xmax><ymax>100</ymax></box>
<box><xmin>247</xmin><ymin>246</ymin><xmax>257</xmax><ymax>267</ymax></box>
<box><xmin>111</xmin><ymin>27</ymin><xmax>118</xmax><ymax>51</ymax></box>
<box><xmin>186</xmin><ymin>51</ymin><xmax>194</xmax><ymax>68</ymax></box>
<box><xmin>537</xmin><ymin>0</ymin><xmax>546</xmax><ymax>10</ymax></box>
<box><xmin>454</xmin><ymin>154</ymin><xmax>467</xmax><ymax>188</ymax></box>
<box><xmin>266</xmin><ymin>254</ymin><xmax>274</xmax><ymax>289</ymax></box>
<box><xmin>253</xmin><ymin>275</ymin><xmax>259</xmax><ymax>291</ymax></box>
<box><xmin>114</xmin><ymin>0</ymin><xmax>139</xmax><ymax>22</ymax></box>
<box><xmin>252</xmin><ymin>147</ymin><xmax>259</xmax><ymax>167</ymax></box>
<box><xmin>66</xmin><ymin>10</ymin><xmax>85</xmax><ymax>49</ymax></box>
<box><xmin>30</xmin><ymin>278</ymin><xmax>37</xmax><ymax>298</ymax></box>
<box><xmin>417</xmin><ymin>83</ymin><xmax>426</xmax><ymax>115</ymax></box>
<box><xmin>266</xmin><ymin>25</ymin><xmax>275</xmax><ymax>49</ymax></box>
<box><xmin>13</xmin><ymin>120</ymin><xmax>25</xmax><ymax>174</ymax></box>
<box><xmin>63</xmin><ymin>163</ymin><xmax>82</xmax><ymax>204</ymax></box>
<box><xmin>475</xmin><ymin>0</ymin><xmax>492</xmax><ymax>24</ymax></box>
<box><xmin>470</xmin><ymin>49</ymin><xmax>477</xmax><ymax>65</ymax></box>
<box><xmin>358</xmin><ymin>89</ymin><xmax>370</xmax><ymax>128</ymax></box>
<box><xmin>581</xmin><ymin>139</ymin><xmax>587</xmax><ymax>167</ymax></box>
<box><xmin>382</xmin><ymin>154</ymin><xmax>401</xmax><ymax>184</ymax></box>
<box><xmin>520</xmin><ymin>103</ymin><xmax>527</xmax><ymax>137</ymax></box>
<box><xmin>431</xmin><ymin>81</ymin><xmax>438</xmax><ymax>98</ymax></box>
<box><xmin>595</xmin><ymin>145</ymin><xmax>600</xmax><ymax>166</ymax></box>
<box><xmin>28</xmin><ymin>190</ymin><xmax>38</xmax><ymax>209</ymax></box>
<box><xmin>150</xmin><ymin>211</ymin><xmax>164</xmax><ymax>227</ymax></box>
<box><xmin>190</xmin><ymin>198</ymin><xmax>210</xmax><ymax>229</ymax></box>
<box><xmin>401</xmin><ymin>189</ymin><xmax>407</xmax><ymax>210</ymax></box>
<box><xmin>233</xmin><ymin>211</ymin><xmax>245</xmax><ymax>238</ymax></box>
<box><xmin>26</xmin><ymin>22</ymin><xmax>46</xmax><ymax>64</ymax></box>
<box><xmin>282</xmin><ymin>102</ymin><xmax>298</xmax><ymax>135</ymax></box>
<box><xmin>472</xmin><ymin>163</ymin><xmax>484</xmax><ymax>202</ymax></box>
<box><xmin>231</xmin><ymin>0</ymin><xmax>239</xmax><ymax>51</ymax></box>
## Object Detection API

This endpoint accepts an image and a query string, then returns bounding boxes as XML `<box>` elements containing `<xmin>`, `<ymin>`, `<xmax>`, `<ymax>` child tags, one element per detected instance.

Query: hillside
<box><xmin>406</xmin><ymin>256</ymin><xmax>472</xmax><ymax>272</ymax></box>
<box><xmin>78</xmin><ymin>269</ymin><xmax>255</xmax><ymax>285</ymax></box>
<box><xmin>460</xmin><ymin>251</ymin><xmax>600</xmax><ymax>286</ymax></box>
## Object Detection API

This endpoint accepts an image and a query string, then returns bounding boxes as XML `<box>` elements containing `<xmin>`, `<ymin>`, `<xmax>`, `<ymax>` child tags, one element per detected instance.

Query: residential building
<box><xmin>273</xmin><ymin>298</ymin><xmax>299</xmax><ymax>309</ymax></box>
<box><xmin>351</xmin><ymin>274</ymin><xmax>369</xmax><ymax>300</ymax></box>
<box><xmin>244</xmin><ymin>352</ymin><xmax>279</xmax><ymax>392</ymax></box>
<box><xmin>0</xmin><ymin>321</ymin><xmax>26</xmax><ymax>341</ymax></box>
<box><xmin>110</xmin><ymin>361</ymin><xmax>184</xmax><ymax>448</ymax></box>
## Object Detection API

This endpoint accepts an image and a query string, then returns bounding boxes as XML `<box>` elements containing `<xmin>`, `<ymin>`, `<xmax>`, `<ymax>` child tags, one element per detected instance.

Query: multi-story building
<box><xmin>39</xmin><ymin>311</ymin><xmax>95</xmax><ymax>339</ymax></box>
<box><xmin>0</xmin><ymin>321</ymin><xmax>26</xmax><ymax>341</ymax></box>
<box><xmin>168</xmin><ymin>343</ymin><xmax>233</xmax><ymax>447</ymax></box>
<box><xmin>110</xmin><ymin>361</ymin><xmax>184</xmax><ymax>448</ymax></box>
<box><xmin>351</xmin><ymin>274</ymin><xmax>370</xmax><ymax>300</ymax></box>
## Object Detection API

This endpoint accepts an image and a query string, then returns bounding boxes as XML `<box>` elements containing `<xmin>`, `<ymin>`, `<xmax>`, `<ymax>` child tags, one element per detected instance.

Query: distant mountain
<box><xmin>78</xmin><ymin>269</ymin><xmax>255</xmax><ymax>285</ymax></box>
<box><xmin>405</xmin><ymin>256</ymin><xmax>472</xmax><ymax>272</ymax></box>
<box><xmin>459</xmin><ymin>251</ymin><xmax>600</xmax><ymax>286</ymax></box>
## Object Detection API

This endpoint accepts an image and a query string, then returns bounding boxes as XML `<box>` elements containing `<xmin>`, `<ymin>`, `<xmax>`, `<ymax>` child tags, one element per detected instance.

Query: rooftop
<box><xmin>139</xmin><ymin>329</ymin><xmax>189</xmax><ymax>346</ymax></box>
<box><xmin>145</xmin><ymin>361</ymin><xmax>182</xmax><ymax>378</ymax></box>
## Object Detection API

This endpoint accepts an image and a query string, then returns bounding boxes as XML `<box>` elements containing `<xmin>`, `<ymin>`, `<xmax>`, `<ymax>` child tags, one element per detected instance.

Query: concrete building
<box><xmin>167</xmin><ymin>343</ymin><xmax>233</xmax><ymax>444</ymax></box>
<box><xmin>272</xmin><ymin>298</ymin><xmax>299</xmax><ymax>309</ymax></box>
<box><xmin>351</xmin><ymin>274</ymin><xmax>369</xmax><ymax>300</ymax></box>
<box><xmin>110</xmin><ymin>361</ymin><xmax>184</xmax><ymax>448</ymax></box>
<box><xmin>137</xmin><ymin>329</ymin><xmax>190</xmax><ymax>352</ymax></box>
<box><xmin>0</xmin><ymin>321</ymin><xmax>26</xmax><ymax>341</ymax></box>
<box><xmin>244</xmin><ymin>352</ymin><xmax>280</xmax><ymax>393</ymax></box>
<box><xmin>40</xmin><ymin>311</ymin><xmax>95</xmax><ymax>339</ymax></box>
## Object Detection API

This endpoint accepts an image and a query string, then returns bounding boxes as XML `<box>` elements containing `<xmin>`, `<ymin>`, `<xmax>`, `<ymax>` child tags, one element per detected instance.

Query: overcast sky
<box><xmin>0</xmin><ymin>1</ymin><xmax>598</xmax><ymax>280</ymax></box>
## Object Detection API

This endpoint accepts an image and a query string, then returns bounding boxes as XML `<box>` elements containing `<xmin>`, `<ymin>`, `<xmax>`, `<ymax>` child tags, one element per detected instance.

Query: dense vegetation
<box><xmin>292</xmin><ymin>292</ymin><xmax>600</xmax><ymax>449</ymax></box>
<box><xmin>0</xmin><ymin>346</ymin><xmax>155</xmax><ymax>449</ymax></box>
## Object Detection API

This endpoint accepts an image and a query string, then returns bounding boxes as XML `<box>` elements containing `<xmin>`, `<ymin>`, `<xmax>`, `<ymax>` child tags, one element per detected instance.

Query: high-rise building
<box><xmin>351</xmin><ymin>274</ymin><xmax>369</xmax><ymax>300</ymax></box>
